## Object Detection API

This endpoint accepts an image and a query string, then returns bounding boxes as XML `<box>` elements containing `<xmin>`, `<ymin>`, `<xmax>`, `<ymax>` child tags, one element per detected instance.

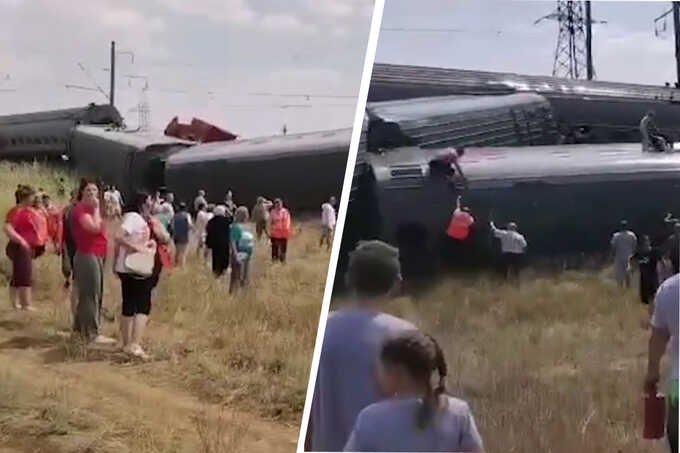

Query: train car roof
<box><xmin>74</xmin><ymin>125</ymin><xmax>194</xmax><ymax>150</ymax></box>
<box><xmin>370</xmin><ymin>143</ymin><xmax>680</xmax><ymax>188</ymax></box>
<box><xmin>370</xmin><ymin>63</ymin><xmax>680</xmax><ymax>101</ymax></box>
<box><xmin>0</xmin><ymin>104</ymin><xmax>121</xmax><ymax>126</ymax></box>
<box><xmin>367</xmin><ymin>93</ymin><xmax>549</xmax><ymax>123</ymax></box>
<box><xmin>166</xmin><ymin>128</ymin><xmax>351</xmax><ymax>165</ymax></box>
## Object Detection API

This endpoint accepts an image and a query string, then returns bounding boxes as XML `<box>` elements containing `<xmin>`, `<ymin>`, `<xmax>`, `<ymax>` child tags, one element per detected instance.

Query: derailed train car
<box><xmin>70</xmin><ymin>125</ymin><xmax>194</xmax><ymax>199</ymax></box>
<box><xmin>343</xmin><ymin>143</ymin><xmax>680</xmax><ymax>282</ymax></box>
<box><xmin>366</xmin><ymin>93</ymin><xmax>558</xmax><ymax>152</ymax></box>
<box><xmin>0</xmin><ymin>104</ymin><xmax>123</xmax><ymax>159</ymax></box>
<box><xmin>164</xmin><ymin>128</ymin><xmax>351</xmax><ymax>211</ymax></box>
<box><xmin>369</xmin><ymin>63</ymin><xmax>680</xmax><ymax>145</ymax></box>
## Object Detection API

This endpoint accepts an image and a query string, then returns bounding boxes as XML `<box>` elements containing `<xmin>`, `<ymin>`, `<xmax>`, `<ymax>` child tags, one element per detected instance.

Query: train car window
<box><xmin>10</xmin><ymin>138</ymin><xmax>16</xmax><ymax>146</ymax></box>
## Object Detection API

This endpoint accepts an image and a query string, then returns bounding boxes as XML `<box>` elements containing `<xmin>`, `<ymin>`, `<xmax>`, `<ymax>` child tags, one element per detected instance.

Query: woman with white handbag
<box><xmin>114</xmin><ymin>192</ymin><xmax>168</xmax><ymax>360</ymax></box>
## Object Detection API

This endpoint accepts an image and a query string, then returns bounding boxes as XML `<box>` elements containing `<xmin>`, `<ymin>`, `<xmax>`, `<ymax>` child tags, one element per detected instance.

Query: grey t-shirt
<box><xmin>344</xmin><ymin>396</ymin><xmax>484</xmax><ymax>452</ymax></box>
<box><xmin>309</xmin><ymin>308</ymin><xmax>417</xmax><ymax>451</ymax></box>
<box><xmin>611</xmin><ymin>230</ymin><xmax>637</xmax><ymax>262</ymax></box>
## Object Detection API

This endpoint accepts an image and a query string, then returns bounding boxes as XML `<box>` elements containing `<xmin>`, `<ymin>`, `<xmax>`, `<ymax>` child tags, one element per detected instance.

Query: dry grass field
<box><xmin>0</xmin><ymin>162</ymin><xmax>328</xmax><ymax>452</ymax></box>
<box><xmin>357</xmin><ymin>267</ymin><xmax>673</xmax><ymax>453</ymax></box>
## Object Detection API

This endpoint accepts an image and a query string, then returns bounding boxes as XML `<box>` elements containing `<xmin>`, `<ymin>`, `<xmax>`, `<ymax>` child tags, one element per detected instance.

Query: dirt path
<box><xmin>0</xmin><ymin>309</ymin><xmax>298</xmax><ymax>453</ymax></box>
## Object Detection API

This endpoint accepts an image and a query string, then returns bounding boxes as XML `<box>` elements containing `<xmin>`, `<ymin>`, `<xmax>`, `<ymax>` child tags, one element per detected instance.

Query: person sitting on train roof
<box><xmin>640</xmin><ymin>110</ymin><xmax>671</xmax><ymax>153</ymax></box>
<box><xmin>490</xmin><ymin>220</ymin><xmax>527</xmax><ymax>281</ymax></box>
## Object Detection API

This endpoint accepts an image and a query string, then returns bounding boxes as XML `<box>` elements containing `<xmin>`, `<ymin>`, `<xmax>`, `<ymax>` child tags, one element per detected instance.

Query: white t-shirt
<box><xmin>195</xmin><ymin>211</ymin><xmax>212</xmax><ymax>236</ymax></box>
<box><xmin>651</xmin><ymin>274</ymin><xmax>679</xmax><ymax>380</ymax></box>
<box><xmin>310</xmin><ymin>308</ymin><xmax>418</xmax><ymax>451</ymax></box>
<box><xmin>161</xmin><ymin>201</ymin><xmax>175</xmax><ymax>218</ymax></box>
<box><xmin>492</xmin><ymin>226</ymin><xmax>527</xmax><ymax>254</ymax></box>
<box><xmin>321</xmin><ymin>202</ymin><xmax>336</xmax><ymax>228</ymax></box>
<box><xmin>115</xmin><ymin>212</ymin><xmax>151</xmax><ymax>274</ymax></box>
<box><xmin>344</xmin><ymin>396</ymin><xmax>484</xmax><ymax>452</ymax></box>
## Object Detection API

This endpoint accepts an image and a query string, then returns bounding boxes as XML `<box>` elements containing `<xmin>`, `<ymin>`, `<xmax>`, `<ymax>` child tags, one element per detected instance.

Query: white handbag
<box><xmin>124</xmin><ymin>251</ymin><xmax>155</xmax><ymax>277</ymax></box>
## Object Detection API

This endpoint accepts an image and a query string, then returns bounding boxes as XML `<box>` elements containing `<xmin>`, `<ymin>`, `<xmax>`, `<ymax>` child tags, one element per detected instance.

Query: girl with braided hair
<box><xmin>344</xmin><ymin>331</ymin><xmax>483</xmax><ymax>452</ymax></box>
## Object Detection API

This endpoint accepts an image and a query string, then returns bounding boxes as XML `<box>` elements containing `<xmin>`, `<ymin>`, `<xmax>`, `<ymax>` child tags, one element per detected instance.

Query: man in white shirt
<box><xmin>490</xmin><ymin>220</ymin><xmax>527</xmax><ymax>280</ymax></box>
<box><xmin>306</xmin><ymin>240</ymin><xmax>418</xmax><ymax>451</ymax></box>
<box><xmin>161</xmin><ymin>192</ymin><xmax>175</xmax><ymax>219</ymax></box>
<box><xmin>320</xmin><ymin>196</ymin><xmax>337</xmax><ymax>251</ymax></box>
<box><xmin>611</xmin><ymin>220</ymin><xmax>637</xmax><ymax>288</ymax></box>
<box><xmin>645</xmin><ymin>274</ymin><xmax>678</xmax><ymax>453</ymax></box>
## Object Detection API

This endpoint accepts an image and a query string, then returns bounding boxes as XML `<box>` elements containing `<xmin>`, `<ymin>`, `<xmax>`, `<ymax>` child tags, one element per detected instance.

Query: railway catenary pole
<box><xmin>110</xmin><ymin>41</ymin><xmax>115</xmax><ymax>106</ymax></box>
<box><xmin>674</xmin><ymin>2</ymin><xmax>680</xmax><ymax>86</ymax></box>
<box><xmin>585</xmin><ymin>1</ymin><xmax>593</xmax><ymax>80</ymax></box>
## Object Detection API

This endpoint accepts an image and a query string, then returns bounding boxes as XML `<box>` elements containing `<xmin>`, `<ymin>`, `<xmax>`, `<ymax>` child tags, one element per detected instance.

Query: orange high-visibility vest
<box><xmin>446</xmin><ymin>209</ymin><xmax>474</xmax><ymax>241</ymax></box>
<box><xmin>270</xmin><ymin>208</ymin><xmax>292</xmax><ymax>239</ymax></box>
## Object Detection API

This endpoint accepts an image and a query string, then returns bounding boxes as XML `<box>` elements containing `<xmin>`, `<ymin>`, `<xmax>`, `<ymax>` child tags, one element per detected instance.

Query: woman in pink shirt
<box><xmin>71</xmin><ymin>179</ymin><xmax>115</xmax><ymax>344</ymax></box>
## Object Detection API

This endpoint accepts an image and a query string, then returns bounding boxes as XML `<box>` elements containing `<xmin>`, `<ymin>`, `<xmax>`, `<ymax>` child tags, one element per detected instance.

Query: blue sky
<box><xmin>377</xmin><ymin>1</ymin><xmax>677</xmax><ymax>86</ymax></box>
<box><xmin>0</xmin><ymin>0</ymin><xmax>373</xmax><ymax>137</ymax></box>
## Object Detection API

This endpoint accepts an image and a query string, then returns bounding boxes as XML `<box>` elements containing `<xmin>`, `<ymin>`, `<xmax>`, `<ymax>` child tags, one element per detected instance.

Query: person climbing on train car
<box><xmin>611</xmin><ymin>220</ymin><xmax>637</xmax><ymax>288</ymax></box>
<box><xmin>490</xmin><ymin>220</ymin><xmax>527</xmax><ymax>281</ymax></box>
<box><xmin>446</xmin><ymin>195</ymin><xmax>475</xmax><ymax>262</ymax></box>
<box><xmin>270</xmin><ymin>198</ymin><xmax>292</xmax><ymax>263</ymax></box>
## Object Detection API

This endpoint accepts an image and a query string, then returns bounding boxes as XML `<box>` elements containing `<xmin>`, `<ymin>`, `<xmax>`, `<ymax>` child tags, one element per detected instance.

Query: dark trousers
<box><xmin>501</xmin><ymin>252</ymin><xmax>523</xmax><ymax>280</ymax></box>
<box><xmin>271</xmin><ymin>238</ymin><xmax>288</xmax><ymax>262</ymax></box>
<box><xmin>670</xmin><ymin>399</ymin><xmax>678</xmax><ymax>453</ymax></box>
<box><xmin>212</xmin><ymin>249</ymin><xmax>229</xmax><ymax>276</ymax></box>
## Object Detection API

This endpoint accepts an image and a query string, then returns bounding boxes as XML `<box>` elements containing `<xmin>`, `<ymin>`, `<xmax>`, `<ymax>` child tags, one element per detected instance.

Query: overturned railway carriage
<box><xmin>0</xmin><ymin>104</ymin><xmax>123</xmax><ymax>159</ymax></box>
<box><xmin>369</xmin><ymin>63</ymin><xmax>680</xmax><ymax>145</ymax></box>
<box><xmin>344</xmin><ymin>143</ymin><xmax>680</xmax><ymax>280</ymax></box>
<box><xmin>164</xmin><ymin>128</ymin><xmax>351</xmax><ymax>212</ymax></box>
<box><xmin>366</xmin><ymin>93</ymin><xmax>558</xmax><ymax>151</ymax></box>
<box><xmin>70</xmin><ymin>126</ymin><xmax>194</xmax><ymax>200</ymax></box>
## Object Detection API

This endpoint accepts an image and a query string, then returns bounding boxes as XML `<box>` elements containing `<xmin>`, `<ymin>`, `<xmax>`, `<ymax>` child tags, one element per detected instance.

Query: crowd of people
<box><xmin>309</xmin><ymin>230</ymin><xmax>679</xmax><ymax>452</ymax></box>
<box><xmin>3</xmin><ymin>180</ymin><xmax>338</xmax><ymax>360</ymax></box>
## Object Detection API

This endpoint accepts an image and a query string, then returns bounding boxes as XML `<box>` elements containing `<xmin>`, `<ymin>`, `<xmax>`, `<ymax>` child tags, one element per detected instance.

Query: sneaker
<box><xmin>93</xmin><ymin>335</ymin><xmax>117</xmax><ymax>345</ymax></box>
<box><xmin>22</xmin><ymin>305</ymin><xmax>37</xmax><ymax>312</ymax></box>
<box><xmin>11</xmin><ymin>302</ymin><xmax>21</xmax><ymax>310</ymax></box>
<box><xmin>128</xmin><ymin>344</ymin><xmax>150</xmax><ymax>361</ymax></box>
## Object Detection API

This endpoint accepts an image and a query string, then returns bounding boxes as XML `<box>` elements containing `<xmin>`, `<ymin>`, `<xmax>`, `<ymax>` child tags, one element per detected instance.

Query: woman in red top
<box><xmin>269</xmin><ymin>198</ymin><xmax>292</xmax><ymax>263</ymax></box>
<box><xmin>71</xmin><ymin>179</ymin><xmax>115</xmax><ymax>344</ymax></box>
<box><xmin>4</xmin><ymin>185</ymin><xmax>42</xmax><ymax>311</ymax></box>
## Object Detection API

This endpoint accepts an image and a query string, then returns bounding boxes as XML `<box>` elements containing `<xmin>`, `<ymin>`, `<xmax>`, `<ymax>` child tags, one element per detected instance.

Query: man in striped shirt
<box><xmin>490</xmin><ymin>221</ymin><xmax>527</xmax><ymax>280</ymax></box>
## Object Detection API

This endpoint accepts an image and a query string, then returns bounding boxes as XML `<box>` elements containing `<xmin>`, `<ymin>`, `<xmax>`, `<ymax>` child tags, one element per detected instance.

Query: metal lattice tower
<box><xmin>536</xmin><ymin>1</ymin><xmax>592</xmax><ymax>79</ymax></box>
